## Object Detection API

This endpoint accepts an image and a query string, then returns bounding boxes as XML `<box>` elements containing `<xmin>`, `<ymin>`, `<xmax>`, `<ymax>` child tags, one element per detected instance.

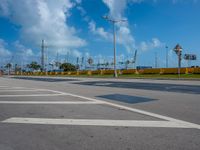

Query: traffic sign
<box><xmin>184</xmin><ymin>54</ymin><xmax>197</xmax><ymax>60</ymax></box>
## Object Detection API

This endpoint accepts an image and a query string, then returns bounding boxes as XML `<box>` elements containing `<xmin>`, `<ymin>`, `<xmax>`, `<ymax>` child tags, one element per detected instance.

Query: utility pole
<box><xmin>166</xmin><ymin>46</ymin><xmax>168</xmax><ymax>68</ymax></box>
<box><xmin>81</xmin><ymin>57</ymin><xmax>84</xmax><ymax>70</ymax></box>
<box><xmin>67</xmin><ymin>52</ymin><xmax>69</xmax><ymax>63</ymax></box>
<box><xmin>8</xmin><ymin>55</ymin><xmax>14</xmax><ymax>76</ymax></box>
<box><xmin>41</xmin><ymin>39</ymin><xmax>47</xmax><ymax>72</ymax></box>
<box><xmin>45</xmin><ymin>47</ymin><xmax>48</xmax><ymax>75</ymax></box>
<box><xmin>133</xmin><ymin>50</ymin><xmax>137</xmax><ymax>69</ymax></box>
<box><xmin>41</xmin><ymin>39</ymin><xmax>45</xmax><ymax>71</ymax></box>
<box><xmin>21</xmin><ymin>55</ymin><xmax>23</xmax><ymax>75</ymax></box>
<box><xmin>155</xmin><ymin>52</ymin><xmax>158</xmax><ymax>68</ymax></box>
<box><xmin>76</xmin><ymin>57</ymin><xmax>79</xmax><ymax>70</ymax></box>
<box><xmin>56</xmin><ymin>51</ymin><xmax>59</xmax><ymax>69</ymax></box>
<box><xmin>102</xmin><ymin>15</ymin><xmax>126</xmax><ymax>78</ymax></box>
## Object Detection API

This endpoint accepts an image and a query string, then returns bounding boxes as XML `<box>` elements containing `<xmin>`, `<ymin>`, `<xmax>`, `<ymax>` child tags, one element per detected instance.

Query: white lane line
<box><xmin>1</xmin><ymin>117</ymin><xmax>193</xmax><ymax>129</ymax></box>
<box><xmin>47</xmin><ymin>89</ymin><xmax>200</xmax><ymax>130</ymax></box>
<box><xmin>0</xmin><ymin>93</ymin><xmax>66</xmax><ymax>97</ymax></box>
<box><xmin>0</xmin><ymin>101</ymin><xmax>103</xmax><ymax>104</ymax></box>
<box><xmin>1</xmin><ymin>87</ymin><xmax>199</xmax><ymax>129</ymax></box>
<box><xmin>0</xmin><ymin>89</ymin><xmax>43</xmax><ymax>92</ymax></box>
<box><xmin>0</xmin><ymin>87</ymin><xmax>29</xmax><ymax>90</ymax></box>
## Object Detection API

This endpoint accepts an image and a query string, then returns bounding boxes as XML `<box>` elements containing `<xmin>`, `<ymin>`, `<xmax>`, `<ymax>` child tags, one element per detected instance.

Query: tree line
<box><xmin>4</xmin><ymin>61</ymin><xmax>77</xmax><ymax>72</ymax></box>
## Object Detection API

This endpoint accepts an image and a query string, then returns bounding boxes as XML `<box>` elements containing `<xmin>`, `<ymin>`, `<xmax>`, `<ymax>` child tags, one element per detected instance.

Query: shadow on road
<box><xmin>97</xmin><ymin>94</ymin><xmax>157</xmax><ymax>104</ymax></box>
<box><xmin>12</xmin><ymin>77</ymin><xmax>80</xmax><ymax>82</ymax></box>
<box><xmin>74</xmin><ymin>81</ymin><xmax>200</xmax><ymax>94</ymax></box>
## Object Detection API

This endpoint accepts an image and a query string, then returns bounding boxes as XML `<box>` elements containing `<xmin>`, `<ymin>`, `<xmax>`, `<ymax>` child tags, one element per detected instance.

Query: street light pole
<box><xmin>112</xmin><ymin>21</ymin><xmax>117</xmax><ymax>77</ymax></box>
<box><xmin>166</xmin><ymin>46</ymin><xmax>168</xmax><ymax>68</ymax></box>
<box><xmin>155</xmin><ymin>52</ymin><xmax>158</xmax><ymax>68</ymax></box>
<box><xmin>178</xmin><ymin>50</ymin><xmax>182</xmax><ymax>78</ymax></box>
<box><xmin>102</xmin><ymin>16</ymin><xmax>126</xmax><ymax>78</ymax></box>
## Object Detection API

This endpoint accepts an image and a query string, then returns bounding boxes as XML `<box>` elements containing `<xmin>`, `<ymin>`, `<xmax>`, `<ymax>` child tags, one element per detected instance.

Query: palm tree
<box><xmin>5</xmin><ymin>63</ymin><xmax>12</xmax><ymax>75</ymax></box>
<box><xmin>60</xmin><ymin>63</ymin><xmax>76</xmax><ymax>71</ymax></box>
<box><xmin>27</xmin><ymin>62</ymin><xmax>41</xmax><ymax>71</ymax></box>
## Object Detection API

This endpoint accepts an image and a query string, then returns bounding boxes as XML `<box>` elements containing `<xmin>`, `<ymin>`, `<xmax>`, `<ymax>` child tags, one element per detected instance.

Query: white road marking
<box><xmin>1</xmin><ymin>87</ymin><xmax>199</xmax><ymax>129</ymax></box>
<box><xmin>1</xmin><ymin>117</ymin><xmax>194</xmax><ymax>129</ymax></box>
<box><xmin>0</xmin><ymin>101</ymin><xmax>103</xmax><ymax>104</ymax></box>
<box><xmin>0</xmin><ymin>89</ymin><xmax>43</xmax><ymax>92</ymax></box>
<box><xmin>94</xmin><ymin>83</ymin><xmax>112</xmax><ymax>86</ymax></box>
<box><xmin>0</xmin><ymin>93</ymin><xmax>66</xmax><ymax>97</ymax></box>
<box><xmin>0</xmin><ymin>88</ymin><xmax>67</xmax><ymax>97</ymax></box>
<box><xmin>47</xmin><ymin>89</ymin><xmax>200</xmax><ymax>130</ymax></box>
<box><xmin>0</xmin><ymin>87</ymin><xmax>29</xmax><ymax>90</ymax></box>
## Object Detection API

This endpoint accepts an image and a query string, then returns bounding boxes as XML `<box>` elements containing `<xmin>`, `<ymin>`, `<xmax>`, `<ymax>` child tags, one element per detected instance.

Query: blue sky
<box><xmin>0</xmin><ymin>0</ymin><xmax>200</xmax><ymax>68</ymax></box>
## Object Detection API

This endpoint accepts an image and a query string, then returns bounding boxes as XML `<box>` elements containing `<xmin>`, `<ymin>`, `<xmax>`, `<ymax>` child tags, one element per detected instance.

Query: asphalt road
<box><xmin>0</xmin><ymin>76</ymin><xmax>200</xmax><ymax>150</ymax></box>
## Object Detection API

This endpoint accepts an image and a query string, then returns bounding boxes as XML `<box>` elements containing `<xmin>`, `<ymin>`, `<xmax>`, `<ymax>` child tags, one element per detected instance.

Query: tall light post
<box><xmin>41</xmin><ymin>39</ymin><xmax>48</xmax><ymax>72</ymax></box>
<box><xmin>166</xmin><ymin>46</ymin><xmax>168</xmax><ymax>68</ymax></box>
<box><xmin>173</xmin><ymin>44</ymin><xmax>183</xmax><ymax>78</ymax></box>
<box><xmin>102</xmin><ymin>16</ymin><xmax>126</xmax><ymax>78</ymax></box>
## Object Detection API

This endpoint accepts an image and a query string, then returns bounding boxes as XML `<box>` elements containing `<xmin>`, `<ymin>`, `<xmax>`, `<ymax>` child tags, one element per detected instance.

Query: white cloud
<box><xmin>88</xmin><ymin>20</ymin><xmax>135</xmax><ymax>53</ymax></box>
<box><xmin>50</xmin><ymin>48</ymin><xmax>82</xmax><ymax>61</ymax></box>
<box><xmin>11</xmin><ymin>41</ymin><xmax>39</xmax><ymax>65</ymax></box>
<box><xmin>89</xmin><ymin>21</ymin><xmax>112</xmax><ymax>40</ymax></box>
<box><xmin>75</xmin><ymin>0</ymin><xmax>82</xmax><ymax>4</ymax></box>
<box><xmin>14</xmin><ymin>41</ymin><xmax>34</xmax><ymax>57</ymax></box>
<box><xmin>102</xmin><ymin>0</ymin><xmax>142</xmax><ymax>19</ymax></box>
<box><xmin>0</xmin><ymin>0</ymin><xmax>86</xmax><ymax>50</ymax></box>
<box><xmin>101</xmin><ymin>0</ymin><xmax>138</xmax><ymax>53</ymax></box>
<box><xmin>102</xmin><ymin>0</ymin><xmax>127</xmax><ymax>19</ymax></box>
<box><xmin>139</xmin><ymin>38</ymin><xmax>165</xmax><ymax>51</ymax></box>
<box><xmin>71</xmin><ymin>49</ymin><xmax>82</xmax><ymax>58</ymax></box>
<box><xmin>117</xmin><ymin>25</ymin><xmax>135</xmax><ymax>53</ymax></box>
<box><xmin>84</xmin><ymin>52</ymin><xmax>90</xmax><ymax>58</ymax></box>
<box><xmin>0</xmin><ymin>39</ymin><xmax>11</xmax><ymax>57</ymax></box>
<box><xmin>76</xmin><ymin>6</ymin><xmax>87</xmax><ymax>16</ymax></box>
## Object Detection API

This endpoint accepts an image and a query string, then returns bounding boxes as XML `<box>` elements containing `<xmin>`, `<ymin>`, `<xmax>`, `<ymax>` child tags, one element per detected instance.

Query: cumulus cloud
<box><xmin>13</xmin><ymin>41</ymin><xmax>34</xmax><ymax>57</ymax></box>
<box><xmin>102</xmin><ymin>0</ymin><xmax>142</xmax><ymax>19</ymax></box>
<box><xmin>139</xmin><ymin>38</ymin><xmax>165</xmax><ymax>51</ymax></box>
<box><xmin>117</xmin><ymin>25</ymin><xmax>135</xmax><ymax>53</ymax></box>
<box><xmin>89</xmin><ymin>21</ymin><xmax>112</xmax><ymax>40</ymax></box>
<box><xmin>0</xmin><ymin>39</ymin><xmax>11</xmax><ymax>57</ymax></box>
<box><xmin>100</xmin><ymin>0</ymin><xmax>139</xmax><ymax>53</ymax></box>
<box><xmin>71</xmin><ymin>49</ymin><xmax>82</xmax><ymax>58</ymax></box>
<box><xmin>0</xmin><ymin>0</ymin><xmax>86</xmax><ymax>50</ymax></box>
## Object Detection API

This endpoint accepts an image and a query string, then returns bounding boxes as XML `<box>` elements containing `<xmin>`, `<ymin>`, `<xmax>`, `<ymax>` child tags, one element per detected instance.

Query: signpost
<box><xmin>184</xmin><ymin>54</ymin><xmax>197</xmax><ymax>60</ymax></box>
<box><xmin>184</xmin><ymin>54</ymin><xmax>197</xmax><ymax>68</ymax></box>
<box><xmin>173</xmin><ymin>44</ymin><xmax>183</xmax><ymax>78</ymax></box>
<box><xmin>87</xmin><ymin>58</ymin><xmax>93</xmax><ymax>70</ymax></box>
<box><xmin>88</xmin><ymin>58</ymin><xmax>93</xmax><ymax>65</ymax></box>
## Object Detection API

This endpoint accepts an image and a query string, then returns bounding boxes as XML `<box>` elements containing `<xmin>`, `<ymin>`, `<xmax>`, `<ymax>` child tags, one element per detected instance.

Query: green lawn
<box><xmin>17</xmin><ymin>73</ymin><xmax>200</xmax><ymax>80</ymax></box>
<box><xmin>54</xmin><ymin>73</ymin><xmax>200</xmax><ymax>79</ymax></box>
<box><xmin>118</xmin><ymin>74</ymin><xmax>200</xmax><ymax>79</ymax></box>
